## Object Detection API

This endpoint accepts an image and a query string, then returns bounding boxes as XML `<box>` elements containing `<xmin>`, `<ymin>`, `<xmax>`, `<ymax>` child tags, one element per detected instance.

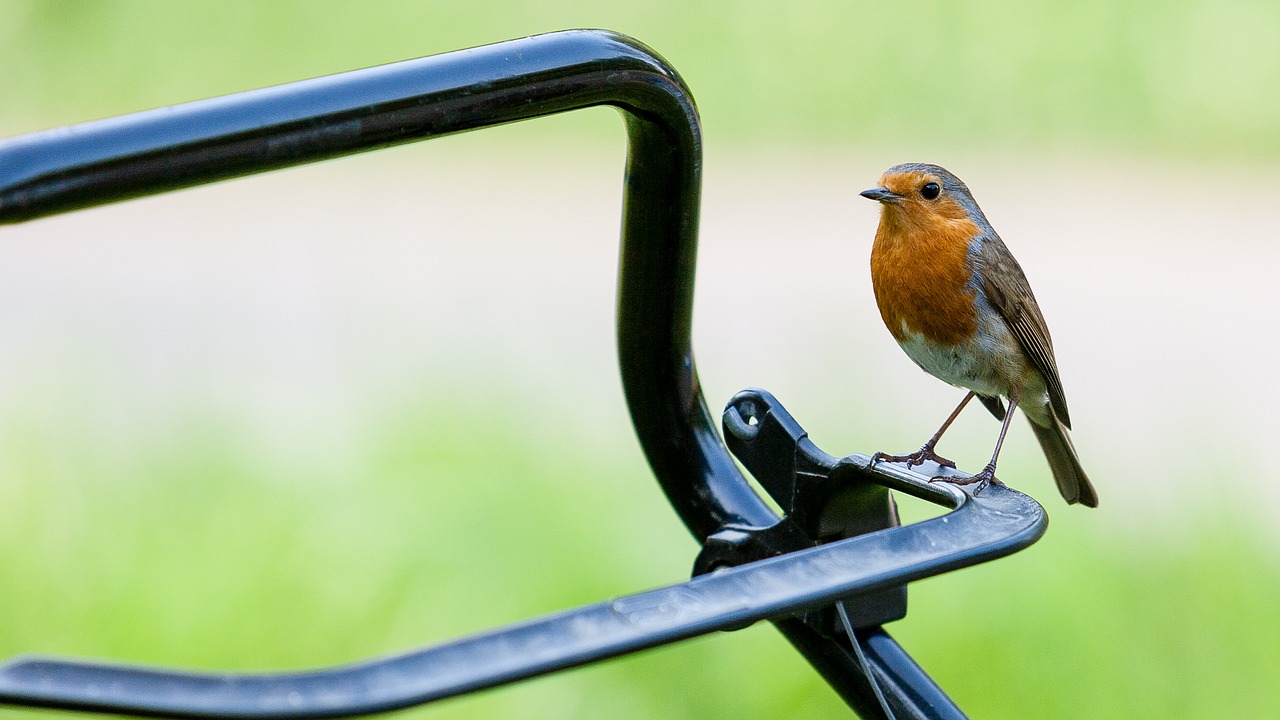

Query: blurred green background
<box><xmin>2</xmin><ymin>1</ymin><xmax>1279</xmax><ymax>718</ymax></box>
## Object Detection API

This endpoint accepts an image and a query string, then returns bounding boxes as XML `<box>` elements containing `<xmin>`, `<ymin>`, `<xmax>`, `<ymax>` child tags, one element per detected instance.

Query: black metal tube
<box><xmin>861</xmin><ymin>628</ymin><xmax>968</xmax><ymax>719</ymax></box>
<box><xmin>0</xmin><ymin>29</ymin><xmax>778</xmax><ymax>540</ymax></box>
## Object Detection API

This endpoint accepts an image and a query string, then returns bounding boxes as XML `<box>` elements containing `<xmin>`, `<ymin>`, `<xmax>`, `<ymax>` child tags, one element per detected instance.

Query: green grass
<box><xmin>0</xmin><ymin>380</ymin><xmax>1275</xmax><ymax>719</ymax></box>
<box><xmin>897</xmin><ymin>511</ymin><xmax>1280</xmax><ymax>718</ymax></box>
<box><xmin>3</xmin><ymin>0</ymin><xmax>1280</xmax><ymax>158</ymax></box>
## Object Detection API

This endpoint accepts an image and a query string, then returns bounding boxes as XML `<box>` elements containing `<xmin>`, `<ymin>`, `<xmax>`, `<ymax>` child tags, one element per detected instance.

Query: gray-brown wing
<box><xmin>977</xmin><ymin>235</ymin><xmax>1072</xmax><ymax>428</ymax></box>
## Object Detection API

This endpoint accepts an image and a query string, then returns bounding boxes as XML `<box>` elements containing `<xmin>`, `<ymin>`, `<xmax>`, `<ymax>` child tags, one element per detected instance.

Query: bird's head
<box><xmin>860</xmin><ymin>163</ymin><xmax>986</xmax><ymax>231</ymax></box>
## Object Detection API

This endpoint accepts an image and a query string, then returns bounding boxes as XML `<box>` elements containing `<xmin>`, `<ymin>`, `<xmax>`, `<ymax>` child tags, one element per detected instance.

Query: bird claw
<box><xmin>871</xmin><ymin>445</ymin><xmax>956</xmax><ymax>471</ymax></box>
<box><xmin>928</xmin><ymin>463</ymin><xmax>1004</xmax><ymax>496</ymax></box>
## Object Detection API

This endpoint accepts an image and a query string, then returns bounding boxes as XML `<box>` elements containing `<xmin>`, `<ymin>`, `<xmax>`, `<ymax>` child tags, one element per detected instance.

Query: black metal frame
<box><xmin>0</xmin><ymin>30</ymin><xmax>1047</xmax><ymax>719</ymax></box>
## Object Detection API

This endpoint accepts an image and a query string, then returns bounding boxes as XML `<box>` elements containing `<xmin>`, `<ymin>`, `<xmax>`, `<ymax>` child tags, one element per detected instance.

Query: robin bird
<box><xmin>861</xmin><ymin>163</ymin><xmax>1098</xmax><ymax>507</ymax></box>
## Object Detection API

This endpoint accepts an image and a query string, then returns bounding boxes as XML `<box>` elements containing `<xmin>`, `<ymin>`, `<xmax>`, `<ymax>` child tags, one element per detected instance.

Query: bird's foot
<box><xmin>871</xmin><ymin>444</ymin><xmax>956</xmax><ymax>471</ymax></box>
<box><xmin>929</xmin><ymin>462</ymin><xmax>1005</xmax><ymax>496</ymax></box>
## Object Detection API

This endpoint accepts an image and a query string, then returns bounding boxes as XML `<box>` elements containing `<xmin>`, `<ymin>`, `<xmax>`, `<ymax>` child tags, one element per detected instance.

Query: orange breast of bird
<box><xmin>870</xmin><ymin>208</ymin><xmax>982</xmax><ymax>347</ymax></box>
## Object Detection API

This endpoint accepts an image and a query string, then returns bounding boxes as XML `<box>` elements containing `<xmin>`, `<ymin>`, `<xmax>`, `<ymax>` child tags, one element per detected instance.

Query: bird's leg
<box><xmin>872</xmin><ymin>391</ymin><xmax>976</xmax><ymax>470</ymax></box>
<box><xmin>934</xmin><ymin>396</ymin><xmax>1019</xmax><ymax>495</ymax></box>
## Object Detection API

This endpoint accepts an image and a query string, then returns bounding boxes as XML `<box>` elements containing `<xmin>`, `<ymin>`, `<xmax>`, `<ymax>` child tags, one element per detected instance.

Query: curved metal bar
<box><xmin>0</xmin><ymin>27</ymin><xmax>783</xmax><ymax>717</ymax></box>
<box><xmin>0</xmin><ymin>28</ymin><xmax>1049</xmax><ymax>718</ymax></box>
<box><xmin>0</xmin><ymin>28</ymin><xmax>775</xmax><ymax>540</ymax></box>
<box><xmin>0</xmin><ymin>460</ymin><xmax>1042</xmax><ymax>718</ymax></box>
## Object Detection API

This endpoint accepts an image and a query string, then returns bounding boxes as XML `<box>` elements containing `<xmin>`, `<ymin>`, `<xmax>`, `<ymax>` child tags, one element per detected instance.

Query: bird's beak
<box><xmin>859</xmin><ymin>186</ymin><xmax>902</xmax><ymax>204</ymax></box>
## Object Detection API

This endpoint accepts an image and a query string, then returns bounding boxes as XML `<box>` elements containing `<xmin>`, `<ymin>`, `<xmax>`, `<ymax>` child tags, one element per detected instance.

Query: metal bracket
<box><xmin>699</xmin><ymin>388</ymin><xmax>909</xmax><ymax>632</ymax></box>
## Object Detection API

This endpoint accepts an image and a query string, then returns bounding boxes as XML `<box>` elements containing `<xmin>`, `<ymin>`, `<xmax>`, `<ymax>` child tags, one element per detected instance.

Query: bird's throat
<box><xmin>870</xmin><ymin>210</ymin><xmax>981</xmax><ymax>346</ymax></box>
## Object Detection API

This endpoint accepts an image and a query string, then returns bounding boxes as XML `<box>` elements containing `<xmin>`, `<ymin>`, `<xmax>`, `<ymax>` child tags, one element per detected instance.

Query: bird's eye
<box><xmin>921</xmin><ymin>182</ymin><xmax>941</xmax><ymax>200</ymax></box>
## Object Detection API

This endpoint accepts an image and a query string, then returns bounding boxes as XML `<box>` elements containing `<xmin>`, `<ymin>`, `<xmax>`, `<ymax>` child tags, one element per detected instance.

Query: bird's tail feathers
<box><xmin>1028</xmin><ymin>413</ymin><xmax>1098</xmax><ymax>508</ymax></box>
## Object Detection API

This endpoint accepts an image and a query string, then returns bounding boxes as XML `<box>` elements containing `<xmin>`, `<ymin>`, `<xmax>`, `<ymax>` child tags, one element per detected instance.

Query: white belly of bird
<box><xmin>896</xmin><ymin>314</ymin><xmax>1054</xmax><ymax>426</ymax></box>
<box><xmin>896</xmin><ymin>304</ymin><xmax>1024</xmax><ymax>397</ymax></box>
